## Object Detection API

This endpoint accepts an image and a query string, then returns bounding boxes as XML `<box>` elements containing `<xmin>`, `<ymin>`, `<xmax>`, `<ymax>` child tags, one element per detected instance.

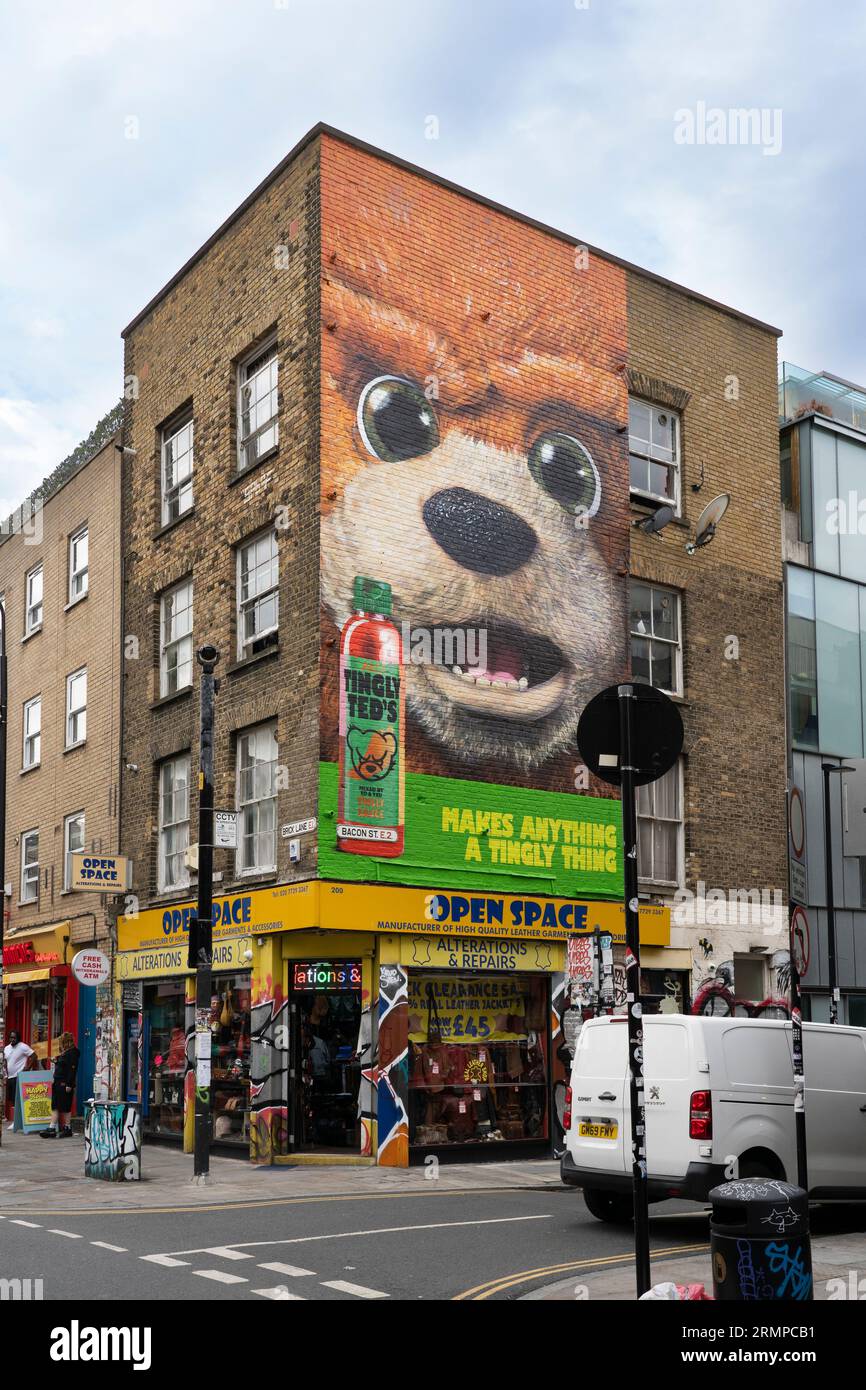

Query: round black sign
<box><xmin>577</xmin><ymin>683</ymin><xmax>684</xmax><ymax>787</ymax></box>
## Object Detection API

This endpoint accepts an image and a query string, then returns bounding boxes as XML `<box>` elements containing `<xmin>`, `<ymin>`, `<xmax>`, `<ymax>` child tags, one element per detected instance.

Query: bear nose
<box><xmin>422</xmin><ymin>487</ymin><xmax>538</xmax><ymax>576</ymax></box>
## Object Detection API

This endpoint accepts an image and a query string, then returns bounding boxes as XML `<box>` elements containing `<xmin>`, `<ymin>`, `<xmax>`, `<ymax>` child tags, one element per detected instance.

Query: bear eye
<box><xmin>527</xmin><ymin>431</ymin><xmax>601</xmax><ymax>517</ymax></box>
<box><xmin>357</xmin><ymin>376</ymin><xmax>439</xmax><ymax>462</ymax></box>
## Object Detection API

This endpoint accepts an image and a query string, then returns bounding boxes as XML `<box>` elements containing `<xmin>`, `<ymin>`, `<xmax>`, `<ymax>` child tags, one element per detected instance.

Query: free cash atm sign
<box><xmin>70</xmin><ymin>853</ymin><xmax>132</xmax><ymax>892</ymax></box>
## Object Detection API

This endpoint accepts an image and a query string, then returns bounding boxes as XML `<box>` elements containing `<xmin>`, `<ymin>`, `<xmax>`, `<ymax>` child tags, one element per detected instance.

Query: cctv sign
<box><xmin>70</xmin><ymin>854</ymin><xmax>132</xmax><ymax>892</ymax></box>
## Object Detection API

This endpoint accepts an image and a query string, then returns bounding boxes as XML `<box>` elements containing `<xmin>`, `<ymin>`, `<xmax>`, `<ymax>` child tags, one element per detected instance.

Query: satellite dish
<box><xmin>686</xmin><ymin>493</ymin><xmax>730</xmax><ymax>555</ymax></box>
<box><xmin>634</xmin><ymin>504</ymin><xmax>674</xmax><ymax>537</ymax></box>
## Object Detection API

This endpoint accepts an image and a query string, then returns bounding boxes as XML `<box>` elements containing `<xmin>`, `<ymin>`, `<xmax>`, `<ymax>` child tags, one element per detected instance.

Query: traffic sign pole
<box><xmin>577</xmin><ymin>679</ymin><xmax>684</xmax><ymax>1302</ymax></box>
<box><xmin>789</xmin><ymin>901</ymin><xmax>810</xmax><ymax>1193</ymax></box>
<box><xmin>618</xmin><ymin>684</ymin><xmax>651</xmax><ymax>1297</ymax></box>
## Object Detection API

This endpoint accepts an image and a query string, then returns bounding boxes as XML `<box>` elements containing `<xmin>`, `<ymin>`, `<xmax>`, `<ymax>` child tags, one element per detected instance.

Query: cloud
<box><xmin>1</xmin><ymin>0</ymin><xmax>864</xmax><ymax>511</ymax></box>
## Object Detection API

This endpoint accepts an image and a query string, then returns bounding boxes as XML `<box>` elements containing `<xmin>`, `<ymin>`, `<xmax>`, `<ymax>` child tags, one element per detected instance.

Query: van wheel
<box><xmin>582</xmin><ymin>1188</ymin><xmax>634</xmax><ymax>1224</ymax></box>
<box><xmin>737</xmin><ymin>1157</ymin><xmax>777</xmax><ymax>1180</ymax></box>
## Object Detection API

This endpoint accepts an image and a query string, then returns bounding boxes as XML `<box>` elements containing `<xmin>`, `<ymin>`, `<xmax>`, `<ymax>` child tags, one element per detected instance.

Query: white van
<box><xmin>561</xmin><ymin>1015</ymin><xmax>866</xmax><ymax>1221</ymax></box>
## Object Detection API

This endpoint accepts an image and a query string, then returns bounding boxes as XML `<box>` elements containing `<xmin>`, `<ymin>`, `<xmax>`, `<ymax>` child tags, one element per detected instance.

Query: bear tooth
<box><xmin>475</xmin><ymin>677</ymin><xmax>491</xmax><ymax>687</ymax></box>
<box><xmin>461</xmin><ymin>670</ymin><xmax>476</xmax><ymax>683</ymax></box>
<box><xmin>452</xmin><ymin>665</ymin><xmax>463</xmax><ymax>676</ymax></box>
<box><xmin>491</xmin><ymin>679</ymin><xmax>507</xmax><ymax>688</ymax></box>
<box><xmin>505</xmin><ymin>679</ymin><xmax>519</xmax><ymax>690</ymax></box>
<box><xmin>518</xmin><ymin>676</ymin><xmax>529</xmax><ymax>689</ymax></box>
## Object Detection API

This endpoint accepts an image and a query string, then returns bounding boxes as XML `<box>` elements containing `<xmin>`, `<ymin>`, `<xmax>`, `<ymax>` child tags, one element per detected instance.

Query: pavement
<box><xmin>0</xmin><ymin>1127</ymin><xmax>562</xmax><ymax>1211</ymax></box>
<box><xmin>527</xmin><ymin>1228</ymin><xmax>866</xmax><ymax>1300</ymax></box>
<box><xmin>2</xmin><ymin>1130</ymin><xmax>864</xmax><ymax>1300</ymax></box>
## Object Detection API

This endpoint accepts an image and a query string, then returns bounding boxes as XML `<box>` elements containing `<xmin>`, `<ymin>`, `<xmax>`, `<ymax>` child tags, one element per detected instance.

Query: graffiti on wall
<box><xmin>691</xmin><ymin>956</ymin><xmax>791</xmax><ymax>1018</ymax></box>
<box><xmin>93</xmin><ymin>983</ymin><xmax>119</xmax><ymax>1100</ymax></box>
<box><xmin>376</xmin><ymin>964</ymin><xmax>409</xmax><ymax>1166</ymax></box>
<box><xmin>318</xmin><ymin>139</ymin><xmax>630</xmax><ymax>899</ymax></box>
<box><xmin>84</xmin><ymin>1102</ymin><xmax>141</xmax><ymax>1182</ymax></box>
<box><xmin>249</xmin><ymin>988</ymin><xmax>289</xmax><ymax>1164</ymax></box>
<box><xmin>356</xmin><ymin>988</ymin><xmax>377</xmax><ymax>1158</ymax></box>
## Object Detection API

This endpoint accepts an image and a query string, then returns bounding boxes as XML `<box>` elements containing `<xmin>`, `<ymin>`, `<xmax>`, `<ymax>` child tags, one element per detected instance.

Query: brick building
<box><xmin>116</xmin><ymin>125</ymin><xmax>788</xmax><ymax>1167</ymax></box>
<box><xmin>1</xmin><ymin>415</ymin><xmax>123</xmax><ymax>1115</ymax></box>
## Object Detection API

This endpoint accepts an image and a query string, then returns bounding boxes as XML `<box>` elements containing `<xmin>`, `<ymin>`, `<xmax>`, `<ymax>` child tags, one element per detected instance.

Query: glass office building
<box><xmin>781</xmin><ymin>363</ymin><xmax>866</xmax><ymax>1023</ymax></box>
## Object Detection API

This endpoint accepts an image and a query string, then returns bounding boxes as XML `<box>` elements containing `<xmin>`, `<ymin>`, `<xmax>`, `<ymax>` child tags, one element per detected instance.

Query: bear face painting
<box><xmin>320</xmin><ymin>157</ymin><xmax>630</xmax><ymax>789</ymax></box>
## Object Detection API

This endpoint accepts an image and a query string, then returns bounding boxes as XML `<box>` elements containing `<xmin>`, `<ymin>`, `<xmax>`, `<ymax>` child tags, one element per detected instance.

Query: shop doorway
<box><xmin>291</xmin><ymin>961</ymin><xmax>362</xmax><ymax>1153</ymax></box>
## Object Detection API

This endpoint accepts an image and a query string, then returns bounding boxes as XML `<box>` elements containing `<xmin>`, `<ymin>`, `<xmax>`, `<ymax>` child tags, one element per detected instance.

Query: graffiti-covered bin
<box><xmin>709</xmin><ymin>1178</ymin><xmax>812</xmax><ymax>1301</ymax></box>
<box><xmin>84</xmin><ymin>1101</ymin><xmax>142</xmax><ymax>1182</ymax></box>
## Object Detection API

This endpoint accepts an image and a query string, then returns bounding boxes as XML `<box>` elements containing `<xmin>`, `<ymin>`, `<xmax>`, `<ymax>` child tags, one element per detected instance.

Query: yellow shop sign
<box><xmin>118</xmin><ymin>881</ymin><xmax>317</xmax><ymax>953</ymax></box>
<box><xmin>116</xmin><ymin>879</ymin><xmax>668</xmax><ymax>958</ymax></box>
<box><xmin>320</xmin><ymin>883</ymin><xmax>669</xmax><ymax>946</ymax></box>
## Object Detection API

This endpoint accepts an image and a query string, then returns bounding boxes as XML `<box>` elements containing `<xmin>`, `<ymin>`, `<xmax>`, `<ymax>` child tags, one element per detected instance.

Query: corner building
<box><xmin>117</xmin><ymin>126</ymin><xmax>785</xmax><ymax>1166</ymax></box>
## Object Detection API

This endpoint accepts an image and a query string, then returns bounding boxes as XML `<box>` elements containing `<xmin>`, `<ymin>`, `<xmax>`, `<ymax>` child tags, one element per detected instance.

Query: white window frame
<box><xmin>158</xmin><ymin>755</ymin><xmax>190</xmax><ymax>893</ymax></box>
<box><xmin>629</xmin><ymin>397</ymin><xmax>681</xmax><ymax>512</ymax></box>
<box><xmin>629</xmin><ymin>582</ymin><xmax>682</xmax><ymax>696</ymax></box>
<box><xmin>236</xmin><ymin>722</ymin><xmax>277</xmax><ymax>875</ymax></box>
<box><xmin>236</xmin><ymin>530</ymin><xmax>279</xmax><ymax>658</ymax></box>
<box><xmin>161</xmin><ymin>412</ymin><xmax>194</xmax><ymax>525</ymax></box>
<box><xmin>20</xmin><ymin>828</ymin><xmax>39</xmax><ymax>903</ymax></box>
<box><xmin>63</xmin><ymin>810</ymin><xmax>85</xmax><ymax>891</ymax></box>
<box><xmin>68</xmin><ymin>526</ymin><xmax>89</xmax><ymax>602</ymax></box>
<box><xmin>25</xmin><ymin>564</ymin><xmax>43</xmax><ymax>635</ymax></box>
<box><xmin>160</xmin><ymin>579</ymin><xmax>194</xmax><ymax>697</ymax></box>
<box><xmin>637</xmin><ymin>760</ymin><xmax>684</xmax><ymax>889</ymax></box>
<box><xmin>237</xmin><ymin>341</ymin><xmax>278</xmax><ymax>472</ymax></box>
<box><xmin>22</xmin><ymin>695</ymin><xmax>41</xmax><ymax>769</ymax></box>
<box><xmin>65</xmin><ymin>667</ymin><xmax>87</xmax><ymax>747</ymax></box>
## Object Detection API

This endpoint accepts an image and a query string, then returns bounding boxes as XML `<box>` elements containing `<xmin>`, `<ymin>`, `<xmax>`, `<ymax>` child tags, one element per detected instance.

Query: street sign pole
<box><xmin>789</xmin><ymin>902</ymin><xmax>808</xmax><ymax>1192</ymax></box>
<box><xmin>577</xmin><ymin>679</ymin><xmax>683</xmax><ymax>1302</ymax></box>
<box><xmin>618</xmin><ymin>684</ymin><xmax>651</xmax><ymax>1297</ymax></box>
<box><xmin>192</xmin><ymin>645</ymin><xmax>219</xmax><ymax>1182</ymax></box>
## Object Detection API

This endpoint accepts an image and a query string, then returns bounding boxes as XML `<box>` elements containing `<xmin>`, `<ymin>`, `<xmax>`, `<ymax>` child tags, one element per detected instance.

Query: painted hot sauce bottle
<box><xmin>337</xmin><ymin>575</ymin><xmax>405</xmax><ymax>857</ymax></box>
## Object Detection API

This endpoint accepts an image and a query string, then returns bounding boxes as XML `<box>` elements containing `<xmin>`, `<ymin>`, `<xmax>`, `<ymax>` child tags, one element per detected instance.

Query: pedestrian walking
<box><xmin>4</xmin><ymin>1030</ymin><xmax>36</xmax><ymax>1128</ymax></box>
<box><xmin>40</xmin><ymin>1032</ymin><xmax>80</xmax><ymax>1138</ymax></box>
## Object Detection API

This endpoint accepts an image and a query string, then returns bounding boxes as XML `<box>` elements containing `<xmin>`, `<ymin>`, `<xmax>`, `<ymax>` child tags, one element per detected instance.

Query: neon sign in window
<box><xmin>293</xmin><ymin>961</ymin><xmax>361</xmax><ymax>991</ymax></box>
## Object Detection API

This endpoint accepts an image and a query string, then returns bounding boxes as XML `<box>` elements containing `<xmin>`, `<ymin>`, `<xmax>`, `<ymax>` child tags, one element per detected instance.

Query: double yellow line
<box><xmin>454</xmin><ymin>1242</ymin><xmax>711</xmax><ymax>1300</ymax></box>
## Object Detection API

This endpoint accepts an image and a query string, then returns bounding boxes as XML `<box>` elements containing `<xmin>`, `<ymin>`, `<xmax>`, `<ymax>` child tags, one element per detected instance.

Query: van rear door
<box><xmin>568</xmin><ymin>1019</ymin><xmax>629</xmax><ymax>1175</ymax></box>
<box><xmin>803</xmin><ymin>1025</ymin><xmax>866</xmax><ymax>1194</ymax></box>
<box><xmin>643</xmin><ymin>1018</ymin><xmax>695</xmax><ymax>1181</ymax></box>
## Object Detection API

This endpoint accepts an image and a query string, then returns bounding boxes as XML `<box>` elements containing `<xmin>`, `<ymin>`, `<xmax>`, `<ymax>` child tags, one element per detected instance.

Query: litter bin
<box><xmin>84</xmin><ymin>1100</ymin><xmax>142</xmax><ymax>1182</ymax></box>
<box><xmin>709</xmin><ymin>1178</ymin><xmax>812</xmax><ymax>1301</ymax></box>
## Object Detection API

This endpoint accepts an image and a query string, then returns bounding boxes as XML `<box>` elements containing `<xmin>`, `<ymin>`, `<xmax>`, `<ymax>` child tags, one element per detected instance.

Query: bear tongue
<box><xmin>470</xmin><ymin>637</ymin><xmax>524</xmax><ymax>683</ymax></box>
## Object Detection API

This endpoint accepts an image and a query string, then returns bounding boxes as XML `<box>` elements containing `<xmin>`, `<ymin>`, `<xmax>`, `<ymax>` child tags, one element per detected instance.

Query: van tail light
<box><xmin>564</xmin><ymin>1085</ymin><xmax>572</xmax><ymax>1131</ymax></box>
<box><xmin>689</xmin><ymin>1089</ymin><xmax>712</xmax><ymax>1140</ymax></box>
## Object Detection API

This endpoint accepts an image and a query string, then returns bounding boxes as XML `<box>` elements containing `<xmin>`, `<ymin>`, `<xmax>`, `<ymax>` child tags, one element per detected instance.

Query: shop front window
<box><xmin>294</xmin><ymin>964</ymin><xmax>363</xmax><ymax>1152</ymax></box>
<box><xmin>210</xmin><ymin>975</ymin><xmax>252</xmax><ymax>1145</ymax></box>
<box><xmin>144</xmin><ymin>981</ymin><xmax>187</xmax><ymax>1135</ymax></box>
<box><xmin>51</xmin><ymin>980</ymin><xmax>67</xmax><ymax>1043</ymax></box>
<box><xmin>407</xmin><ymin>973</ymin><xmax>549</xmax><ymax>1148</ymax></box>
<box><xmin>30</xmin><ymin>986</ymin><xmax>49</xmax><ymax>1049</ymax></box>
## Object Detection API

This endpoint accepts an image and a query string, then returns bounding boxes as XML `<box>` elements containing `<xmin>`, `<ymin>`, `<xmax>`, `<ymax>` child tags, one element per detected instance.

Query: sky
<box><xmin>1</xmin><ymin>0</ymin><xmax>864</xmax><ymax>512</ymax></box>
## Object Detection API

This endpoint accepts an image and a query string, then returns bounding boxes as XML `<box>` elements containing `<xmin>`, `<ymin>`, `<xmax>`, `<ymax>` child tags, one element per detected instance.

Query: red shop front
<box><xmin>3</xmin><ymin>924</ymin><xmax>79</xmax><ymax>1110</ymax></box>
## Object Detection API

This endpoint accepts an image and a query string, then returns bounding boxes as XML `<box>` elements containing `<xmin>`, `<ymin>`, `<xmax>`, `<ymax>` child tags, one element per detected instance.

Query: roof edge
<box><xmin>121</xmin><ymin>121</ymin><xmax>782</xmax><ymax>340</ymax></box>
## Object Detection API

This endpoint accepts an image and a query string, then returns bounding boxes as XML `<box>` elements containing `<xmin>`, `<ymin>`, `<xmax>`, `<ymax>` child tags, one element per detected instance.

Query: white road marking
<box><xmin>252</xmin><ymin>1286</ymin><xmax>306</xmax><ymax>1301</ymax></box>
<box><xmin>192</xmin><ymin>1269</ymin><xmax>248</xmax><ymax>1285</ymax></box>
<box><xmin>258</xmin><ymin>1262</ymin><xmax>316</xmax><ymax>1277</ymax></box>
<box><xmin>91</xmin><ymin>1241</ymin><xmax>128</xmax><ymax>1252</ymax></box>
<box><xmin>10</xmin><ymin>1220</ymin><xmax>41</xmax><ymax>1228</ymax></box>
<box><xmin>321</xmin><ymin>1280</ymin><xmax>389</xmax><ymax>1299</ymax></box>
<box><xmin>48</xmin><ymin>1229</ymin><xmax>82</xmax><ymax>1239</ymax></box>
<box><xmin>165</xmin><ymin>1214</ymin><xmax>552</xmax><ymax>1257</ymax></box>
<box><xmin>202</xmin><ymin>1246</ymin><xmax>254</xmax><ymax>1261</ymax></box>
<box><xmin>140</xmin><ymin>1254</ymin><xmax>189</xmax><ymax>1267</ymax></box>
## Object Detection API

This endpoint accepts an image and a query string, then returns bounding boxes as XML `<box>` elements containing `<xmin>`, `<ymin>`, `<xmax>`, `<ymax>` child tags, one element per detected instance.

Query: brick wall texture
<box><xmin>0</xmin><ymin>437</ymin><xmax>122</xmax><ymax>946</ymax></box>
<box><xmin>120</xmin><ymin>129</ymin><xmax>786</xmax><ymax>935</ymax></box>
